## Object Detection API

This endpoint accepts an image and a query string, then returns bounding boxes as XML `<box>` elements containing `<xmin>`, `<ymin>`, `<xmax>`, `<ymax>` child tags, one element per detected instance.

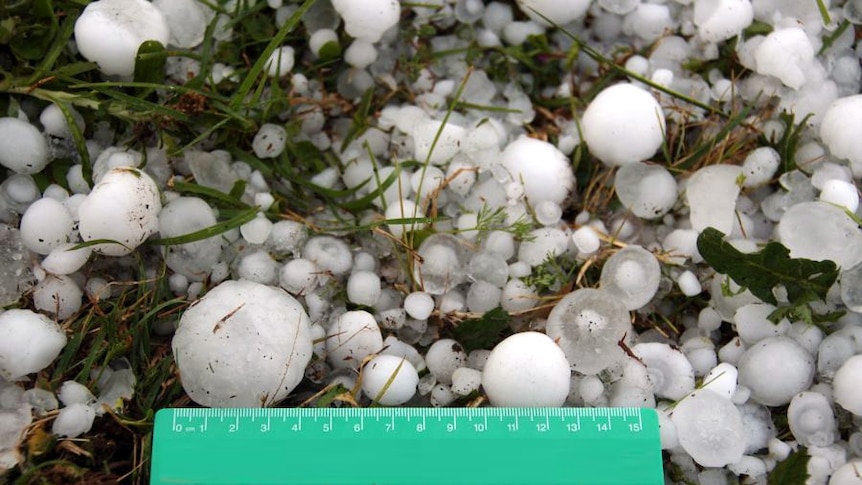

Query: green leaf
<box><xmin>133</xmin><ymin>40</ymin><xmax>167</xmax><ymax>86</ymax></box>
<box><xmin>453</xmin><ymin>307</ymin><xmax>511</xmax><ymax>353</ymax></box>
<box><xmin>768</xmin><ymin>447</ymin><xmax>810</xmax><ymax>485</ymax></box>
<box><xmin>696</xmin><ymin>228</ymin><xmax>839</xmax><ymax>306</ymax></box>
<box><xmin>8</xmin><ymin>0</ymin><xmax>57</xmax><ymax>61</ymax></box>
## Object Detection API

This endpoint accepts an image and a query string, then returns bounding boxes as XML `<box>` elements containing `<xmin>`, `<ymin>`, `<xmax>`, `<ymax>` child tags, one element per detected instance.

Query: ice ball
<box><xmin>685</xmin><ymin>164</ymin><xmax>743</xmax><ymax>234</ymax></box>
<box><xmin>326</xmin><ymin>311</ymin><xmax>383</xmax><ymax>370</ymax></box>
<box><xmin>482</xmin><ymin>332</ymin><xmax>571</xmax><ymax>407</ymax></box>
<box><xmin>821</xmin><ymin>95</ymin><xmax>862</xmax><ymax>167</ymax></box>
<box><xmin>672</xmin><ymin>389</ymin><xmax>746</xmax><ymax>467</ymax></box>
<box><xmin>0</xmin><ymin>309</ymin><xmax>67</xmax><ymax>380</ymax></box>
<box><xmin>20</xmin><ymin>198</ymin><xmax>75</xmax><ymax>255</ymax></box>
<box><xmin>599</xmin><ymin>245</ymin><xmax>661</xmax><ymax>310</ymax></box>
<box><xmin>777</xmin><ymin>201</ymin><xmax>862</xmax><ymax>270</ymax></box>
<box><xmin>614</xmin><ymin>162</ymin><xmax>678</xmax><ymax>219</ymax></box>
<box><xmin>834</xmin><ymin>355</ymin><xmax>862</xmax><ymax>416</ymax></box>
<box><xmin>693</xmin><ymin>0</ymin><xmax>754</xmax><ymax>43</ymax></box>
<box><xmin>331</xmin><ymin>0</ymin><xmax>400</xmax><ymax>43</ymax></box>
<box><xmin>500</xmin><ymin>135</ymin><xmax>575</xmax><ymax>206</ymax></box>
<box><xmin>515</xmin><ymin>0</ymin><xmax>591</xmax><ymax>26</ymax></box>
<box><xmin>0</xmin><ymin>118</ymin><xmax>50</xmax><ymax>174</ymax></box>
<box><xmin>362</xmin><ymin>355</ymin><xmax>419</xmax><ymax>405</ymax></box>
<box><xmin>737</xmin><ymin>336</ymin><xmax>814</xmax><ymax>406</ymax></box>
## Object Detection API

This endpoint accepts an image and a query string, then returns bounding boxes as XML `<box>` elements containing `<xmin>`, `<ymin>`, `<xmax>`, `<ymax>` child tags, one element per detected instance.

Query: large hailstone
<box><xmin>671</xmin><ymin>389</ymin><xmax>746</xmax><ymax>468</ymax></box>
<box><xmin>74</xmin><ymin>0</ymin><xmax>170</xmax><ymax>77</ymax></box>
<box><xmin>821</xmin><ymin>95</ymin><xmax>862</xmax><ymax>167</ymax></box>
<box><xmin>582</xmin><ymin>83</ymin><xmax>666</xmax><ymax>167</ymax></box>
<box><xmin>685</xmin><ymin>164</ymin><xmax>743</xmax><ymax>235</ymax></box>
<box><xmin>0</xmin><ymin>309</ymin><xmax>67</xmax><ymax>380</ymax></box>
<box><xmin>515</xmin><ymin>0</ymin><xmax>591</xmax><ymax>26</ymax></box>
<box><xmin>0</xmin><ymin>117</ymin><xmax>50</xmax><ymax>174</ymax></box>
<box><xmin>482</xmin><ymin>332</ymin><xmax>571</xmax><ymax>407</ymax></box>
<box><xmin>737</xmin><ymin>336</ymin><xmax>814</xmax><ymax>407</ymax></box>
<box><xmin>172</xmin><ymin>280</ymin><xmax>313</xmax><ymax>407</ymax></box>
<box><xmin>545</xmin><ymin>289</ymin><xmax>631</xmax><ymax>375</ymax></box>
<box><xmin>777</xmin><ymin>201</ymin><xmax>862</xmax><ymax>270</ymax></box>
<box><xmin>78</xmin><ymin>167</ymin><xmax>162</xmax><ymax>256</ymax></box>
<box><xmin>500</xmin><ymin>136</ymin><xmax>575</xmax><ymax>206</ymax></box>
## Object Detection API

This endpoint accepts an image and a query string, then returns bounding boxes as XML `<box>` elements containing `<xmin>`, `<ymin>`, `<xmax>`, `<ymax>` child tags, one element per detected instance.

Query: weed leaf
<box><xmin>767</xmin><ymin>447</ymin><xmax>809</xmax><ymax>485</ymax></box>
<box><xmin>453</xmin><ymin>307</ymin><xmax>511</xmax><ymax>353</ymax></box>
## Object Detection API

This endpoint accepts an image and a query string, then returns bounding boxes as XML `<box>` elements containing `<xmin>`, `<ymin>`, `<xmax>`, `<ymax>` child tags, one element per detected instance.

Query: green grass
<box><xmin>0</xmin><ymin>0</ymin><xmax>830</xmax><ymax>483</ymax></box>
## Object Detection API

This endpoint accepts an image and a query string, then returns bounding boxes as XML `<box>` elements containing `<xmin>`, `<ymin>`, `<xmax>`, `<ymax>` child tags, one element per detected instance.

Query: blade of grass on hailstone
<box><xmin>148</xmin><ymin>207</ymin><xmax>259</xmax><ymax>246</ymax></box>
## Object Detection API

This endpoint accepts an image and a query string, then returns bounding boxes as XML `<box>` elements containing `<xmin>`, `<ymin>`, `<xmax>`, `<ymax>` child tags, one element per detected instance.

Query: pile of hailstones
<box><xmin>4</xmin><ymin>0</ymin><xmax>862</xmax><ymax>482</ymax></box>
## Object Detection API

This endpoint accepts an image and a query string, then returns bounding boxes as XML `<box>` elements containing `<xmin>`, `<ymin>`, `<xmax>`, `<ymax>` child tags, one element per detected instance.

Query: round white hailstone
<box><xmin>264</xmin><ymin>46</ymin><xmax>295</xmax><ymax>77</ymax></box>
<box><xmin>331</xmin><ymin>0</ymin><xmax>399</xmax><ymax>43</ymax></box>
<box><xmin>268</xmin><ymin>220</ymin><xmax>308</xmax><ymax>256</ymax></box>
<box><xmin>309</xmin><ymin>29</ymin><xmax>339</xmax><ymax>58</ymax></box>
<box><xmin>788</xmin><ymin>391</ymin><xmax>837</xmax><ymax>447</ymax></box>
<box><xmin>381</xmin><ymin>336</ymin><xmax>426</xmax><ymax>372</ymax></box>
<box><xmin>236</xmin><ymin>250</ymin><xmax>278</xmax><ymax>285</ymax></box>
<box><xmin>303</xmin><ymin>236</ymin><xmax>352</xmax><ymax>276</ymax></box>
<box><xmin>279</xmin><ymin>258</ymin><xmax>319</xmax><ymax>295</ymax></box>
<box><xmin>737</xmin><ymin>336</ymin><xmax>814</xmax><ymax>407</ymax></box>
<box><xmin>754</xmin><ymin>28</ymin><xmax>814</xmax><ymax>90</ymax></box>
<box><xmin>430</xmin><ymin>384</ymin><xmax>455</xmax><ymax>407</ymax></box>
<box><xmin>581</xmin><ymin>83</ymin><xmax>666</xmax><ymax>167</ymax></box>
<box><xmin>361</xmin><ymin>355</ymin><xmax>419</xmax><ymax>405</ymax></box>
<box><xmin>820</xmin><ymin>179</ymin><xmax>859</xmax><ymax>212</ymax></box>
<box><xmin>446</xmin><ymin>159</ymin><xmax>477</xmax><ymax>196</ymax></box>
<box><xmin>404</xmin><ymin>292</ymin><xmax>435</xmax><ymax>320</ymax></box>
<box><xmin>410</xmin><ymin>166</ymin><xmax>445</xmax><ymax>202</ymax></box>
<box><xmin>609</xmin><ymin>359</ymin><xmax>655</xmax><ymax>408</ymax></box>
<box><xmin>500</xmin><ymin>279</ymin><xmax>539</xmax><ymax>313</ymax></box>
<box><xmin>579</xmin><ymin>375</ymin><xmax>605</xmax><ymax>404</ymax></box>
<box><xmin>414</xmin><ymin>234</ymin><xmax>469</xmax><ymax>295</ymax></box>
<box><xmin>451</xmin><ymin>367</ymin><xmax>482</xmax><ymax>396</ymax></box>
<box><xmin>833</xmin><ymin>355</ymin><xmax>862</xmax><ymax>416</ymax></box>
<box><xmin>685</xmin><ymin>164</ymin><xmax>743</xmax><ymax>234</ymax></box>
<box><xmin>425</xmin><ymin>339</ymin><xmax>467</xmax><ymax>385</ymax></box>
<box><xmin>500</xmin><ymin>136</ymin><xmax>575</xmax><ymax>206</ymax></box>
<box><xmin>830</xmin><ymin>460</ymin><xmax>862</xmax><ymax>485</ymax></box>
<box><xmin>252</xmin><ymin>123</ymin><xmax>287</xmax><ymax>159</ymax></box>
<box><xmin>52</xmin><ymin>403</ymin><xmax>96</xmax><ymax>438</ymax></box>
<box><xmin>624</xmin><ymin>3</ymin><xmax>673</xmax><ymax>42</ymax></box>
<box><xmin>614</xmin><ymin>163</ymin><xmax>678</xmax><ymax>219</ymax></box>
<box><xmin>677</xmin><ymin>271</ymin><xmax>702</xmax><ymax>296</ymax></box>
<box><xmin>741</xmin><ymin>147</ymin><xmax>781</xmax><ymax>188</ymax></box>
<box><xmin>546</xmin><ymin>288</ymin><xmax>631</xmax><ymax>375</ymax></box>
<box><xmin>600</xmin><ymin>246</ymin><xmax>661</xmax><ymax>310</ymax></box>
<box><xmin>152</xmin><ymin>0</ymin><xmax>206</xmax><ymax>48</ymax></box>
<box><xmin>385</xmin><ymin>199</ymin><xmax>419</xmax><ymax>238</ymax></box>
<box><xmin>693</xmin><ymin>0</ymin><xmax>754</xmax><ymax>43</ymax></box>
<box><xmin>19</xmin><ymin>198</ymin><xmax>75</xmax><ymax>255</ymax></box>
<box><xmin>78</xmin><ymin>168</ymin><xmax>161</xmax><ymax>256</ymax></box>
<box><xmin>778</xmin><ymin>201</ymin><xmax>862</xmax><ymax>270</ymax></box>
<box><xmin>534</xmin><ymin>200</ymin><xmax>562</xmax><ymax>226</ymax></box>
<box><xmin>466</xmin><ymin>281</ymin><xmax>502</xmax><ymax>313</ymax></box>
<box><xmin>734</xmin><ymin>303</ymin><xmax>790</xmax><ymax>346</ymax></box>
<box><xmin>701</xmin><ymin>362</ymin><xmax>738</xmax><ymax>400</ymax></box>
<box><xmin>347</xmin><ymin>271</ymin><xmax>381</xmax><ymax>307</ymax></box>
<box><xmin>158</xmin><ymin>197</ymin><xmax>222</xmax><ymax>281</ymax></box>
<box><xmin>0</xmin><ymin>117</ymin><xmax>50</xmax><ymax>174</ymax></box>
<box><xmin>344</xmin><ymin>40</ymin><xmax>377</xmax><ymax>69</ymax></box>
<box><xmin>482</xmin><ymin>332</ymin><xmax>571</xmax><ymax>407</ymax></box>
<box><xmin>518</xmin><ymin>227</ymin><xmax>570</xmax><ymax>266</ymax></box>
<box><xmin>33</xmin><ymin>275</ymin><xmax>83</xmax><ymax>321</ymax></box>
<box><xmin>326</xmin><ymin>311</ymin><xmax>383</xmax><ymax>370</ymax></box>
<box><xmin>412</xmin><ymin>119</ymin><xmax>465</xmax><ymax>166</ymax></box>
<box><xmin>662</xmin><ymin>229</ymin><xmax>701</xmax><ymax>264</ymax></box>
<box><xmin>572</xmin><ymin>226</ymin><xmax>601</xmax><ymax>255</ymax></box>
<box><xmin>821</xmin><ymin>95</ymin><xmax>862</xmax><ymax>166</ymax></box>
<box><xmin>632</xmin><ymin>343</ymin><xmax>695</xmax><ymax>400</ymax></box>
<box><xmin>57</xmin><ymin>381</ymin><xmax>95</xmax><ymax>406</ymax></box>
<box><xmin>240</xmin><ymin>214</ymin><xmax>273</xmax><ymax>245</ymax></box>
<box><xmin>0</xmin><ymin>309</ymin><xmax>67</xmax><ymax>380</ymax></box>
<box><xmin>40</xmin><ymin>104</ymin><xmax>85</xmax><ymax>139</ymax></box>
<box><xmin>671</xmin><ymin>389</ymin><xmax>746</xmax><ymax>467</ymax></box>
<box><xmin>515</xmin><ymin>0</ymin><xmax>590</xmax><ymax>26</ymax></box>
<box><xmin>599</xmin><ymin>0</ymin><xmax>639</xmax><ymax>15</ymax></box>
<box><xmin>73</xmin><ymin>0</ymin><xmax>170</xmax><ymax>77</ymax></box>
<box><xmin>41</xmin><ymin>243</ymin><xmax>92</xmax><ymax>276</ymax></box>
<box><xmin>171</xmin><ymin>280</ymin><xmax>313</xmax><ymax>407</ymax></box>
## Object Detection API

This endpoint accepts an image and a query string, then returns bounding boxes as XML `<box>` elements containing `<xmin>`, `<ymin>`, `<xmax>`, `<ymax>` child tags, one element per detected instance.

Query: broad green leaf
<box><xmin>133</xmin><ymin>40</ymin><xmax>167</xmax><ymax>86</ymax></box>
<box><xmin>696</xmin><ymin>228</ymin><xmax>839</xmax><ymax>306</ymax></box>
<box><xmin>453</xmin><ymin>307</ymin><xmax>511</xmax><ymax>353</ymax></box>
<box><xmin>767</xmin><ymin>447</ymin><xmax>810</xmax><ymax>485</ymax></box>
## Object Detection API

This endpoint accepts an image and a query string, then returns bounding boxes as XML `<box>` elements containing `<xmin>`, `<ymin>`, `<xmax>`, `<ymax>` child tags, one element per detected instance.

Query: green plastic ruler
<box><xmin>151</xmin><ymin>407</ymin><xmax>662</xmax><ymax>484</ymax></box>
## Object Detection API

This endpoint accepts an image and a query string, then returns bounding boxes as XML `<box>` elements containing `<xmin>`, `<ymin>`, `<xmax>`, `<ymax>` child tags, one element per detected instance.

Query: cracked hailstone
<box><xmin>672</xmin><ymin>389</ymin><xmax>746</xmax><ymax>468</ymax></box>
<box><xmin>171</xmin><ymin>280</ymin><xmax>313</xmax><ymax>407</ymax></box>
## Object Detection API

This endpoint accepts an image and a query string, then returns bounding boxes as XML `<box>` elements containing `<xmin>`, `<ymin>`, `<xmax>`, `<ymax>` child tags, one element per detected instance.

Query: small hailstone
<box><xmin>73</xmin><ymin>0</ymin><xmax>170</xmax><ymax>77</ymax></box>
<box><xmin>347</xmin><ymin>271</ymin><xmax>381</xmax><ymax>307</ymax></box>
<box><xmin>172</xmin><ymin>280</ymin><xmax>313</xmax><ymax>407</ymax></box>
<box><xmin>614</xmin><ymin>162</ymin><xmax>678</xmax><ymax>219</ymax></box>
<box><xmin>632</xmin><ymin>343</ymin><xmax>695</xmax><ymax>400</ymax></box>
<box><xmin>677</xmin><ymin>271</ymin><xmax>702</xmax><ymax>296</ymax></box>
<box><xmin>579</xmin><ymin>375</ymin><xmax>605</xmax><ymax>404</ymax></box>
<box><xmin>466</xmin><ymin>281</ymin><xmax>502</xmax><ymax>313</ymax></box>
<box><xmin>518</xmin><ymin>227</ymin><xmax>570</xmax><ymax>266</ymax></box>
<box><xmin>701</xmin><ymin>362</ymin><xmax>738</xmax><ymax>400</ymax></box>
<box><xmin>788</xmin><ymin>391</ymin><xmax>837</xmax><ymax>447</ymax></box>
<box><xmin>500</xmin><ymin>136</ymin><xmax>575</xmax><ymax>206</ymax></box>
<box><xmin>581</xmin><ymin>83</ymin><xmax>666</xmax><ymax>167</ymax></box>
<box><xmin>20</xmin><ymin>198</ymin><xmax>75</xmax><ymax>255</ymax></box>
<box><xmin>450</xmin><ymin>367</ymin><xmax>482</xmax><ymax>396</ymax></box>
<box><xmin>57</xmin><ymin>381</ymin><xmax>95</xmax><ymax>406</ymax></box>
<box><xmin>78</xmin><ymin>168</ymin><xmax>162</xmax><ymax>256</ymax></box>
<box><xmin>152</xmin><ymin>0</ymin><xmax>207</xmax><ymax>48</ymax></box>
<box><xmin>326</xmin><ymin>311</ymin><xmax>383</xmax><ymax>370</ymax></box>
<box><xmin>240</xmin><ymin>214</ymin><xmax>274</xmax><ymax>245</ymax></box>
<box><xmin>425</xmin><ymin>339</ymin><xmax>467</xmax><ymax>385</ymax></box>
<box><xmin>741</xmin><ymin>147</ymin><xmax>781</xmax><ymax>188</ymax></box>
<box><xmin>0</xmin><ymin>309</ymin><xmax>67</xmax><ymax>380</ymax></box>
<box><xmin>693</xmin><ymin>0</ymin><xmax>754</xmax><ymax>43</ymax></box>
<box><xmin>572</xmin><ymin>226</ymin><xmax>601</xmax><ymax>255</ymax></box>
<box><xmin>404</xmin><ymin>292</ymin><xmax>435</xmax><ymax>320</ymax></box>
<box><xmin>515</xmin><ymin>0</ymin><xmax>590</xmax><ymax>26</ymax></box>
<box><xmin>734</xmin><ymin>303</ymin><xmax>790</xmax><ymax>346</ymax></box>
<box><xmin>303</xmin><ymin>236</ymin><xmax>352</xmax><ymax>277</ymax></box>
<box><xmin>737</xmin><ymin>336</ymin><xmax>814</xmax><ymax>406</ymax></box>
<box><xmin>833</xmin><ymin>355</ymin><xmax>862</xmax><ymax>416</ymax></box>
<box><xmin>672</xmin><ymin>389</ymin><xmax>746</xmax><ymax>467</ymax></box>
<box><xmin>309</xmin><ymin>29</ymin><xmax>339</xmax><ymax>58</ymax></box>
<box><xmin>85</xmin><ymin>277</ymin><xmax>111</xmax><ymax>301</ymax></box>
<box><xmin>381</xmin><ymin>336</ymin><xmax>426</xmax><ymax>372</ymax></box>
<box><xmin>819</xmin><ymin>179</ymin><xmax>859</xmax><ymax>212</ymax></box>
<box><xmin>236</xmin><ymin>250</ymin><xmax>278</xmax><ymax>285</ymax></box>
<box><xmin>252</xmin><ymin>124</ymin><xmax>287</xmax><ymax>159</ymax></box>
<box><xmin>483</xmin><ymin>332</ymin><xmax>571</xmax><ymax>407</ymax></box>
<box><xmin>777</xmin><ymin>201</ymin><xmax>862</xmax><ymax>270</ymax></box>
<box><xmin>821</xmin><ymin>95</ymin><xmax>862</xmax><ymax>167</ymax></box>
<box><xmin>40</xmin><ymin>104</ymin><xmax>85</xmax><ymax>139</ymax></box>
<box><xmin>268</xmin><ymin>220</ymin><xmax>307</xmax><ymax>256</ymax></box>
<box><xmin>534</xmin><ymin>201</ymin><xmax>562</xmax><ymax>226</ymax></box>
<box><xmin>264</xmin><ymin>46</ymin><xmax>295</xmax><ymax>77</ymax></box>
<box><xmin>52</xmin><ymin>403</ymin><xmax>96</xmax><ymax>438</ymax></box>
<box><xmin>331</xmin><ymin>0</ymin><xmax>399</xmax><ymax>43</ymax></box>
<box><xmin>414</xmin><ymin>234</ymin><xmax>469</xmax><ymax>295</ymax></box>
<box><xmin>500</xmin><ymin>279</ymin><xmax>538</xmax><ymax>313</ymax></box>
<box><xmin>430</xmin><ymin>384</ymin><xmax>456</xmax><ymax>407</ymax></box>
<box><xmin>754</xmin><ymin>27</ymin><xmax>814</xmax><ymax>90</ymax></box>
<box><xmin>361</xmin><ymin>355</ymin><xmax>419</xmax><ymax>405</ymax></box>
<box><xmin>23</xmin><ymin>388</ymin><xmax>59</xmax><ymax>415</ymax></box>
<box><xmin>344</xmin><ymin>40</ymin><xmax>377</xmax><ymax>69</ymax></box>
<box><xmin>0</xmin><ymin>118</ymin><xmax>50</xmax><ymax>174</ymax></box>
<box><xmin>599</xmin><ymin>245</ymin><xmax>661</xmax><ymax>310</ymax></box>
<box><xmin>33</xmin><ymin>275</ymin><xmax>83</xmax><ymax>321</ymax></box>
<box><xmin>41</xmin><ymin>243</ymin><xmax>92</xmax><ymax>276</ymax></box>
<box><xmin>412</xmin><ymin>119</ymin><xmax>465</xmax><ymax>166</ymax></box>
<box><xmin>385</xmin><ymin>199</ymin><xmax>419</xmax><ymax>238</ymax></box>
<box><xmin>685</xmin><ymin>164</ymin><xmax>743</xmax><ymax>234</ymax></box>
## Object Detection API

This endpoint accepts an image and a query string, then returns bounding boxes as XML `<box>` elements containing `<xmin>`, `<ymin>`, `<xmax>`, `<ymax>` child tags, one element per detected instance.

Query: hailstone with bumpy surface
<box><xmin>172</xmin><ymin>280</ymin><xmax>314</xmax><ymax>407</ymax></box>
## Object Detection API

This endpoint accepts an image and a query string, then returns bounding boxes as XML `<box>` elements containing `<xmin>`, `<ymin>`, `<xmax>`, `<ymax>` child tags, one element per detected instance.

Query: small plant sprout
<box><xmin>482</xmin><ymin>332</ymin><xmax>571</xmax><ymax>407</ymax></box>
